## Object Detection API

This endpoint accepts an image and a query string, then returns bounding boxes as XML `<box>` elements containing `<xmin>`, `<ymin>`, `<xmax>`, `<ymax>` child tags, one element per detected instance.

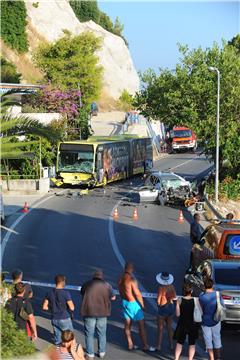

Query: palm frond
<box><xmin>1</xmin><ymin>114</ymin><xmax>61</xmax><ymax>142</ymax></box>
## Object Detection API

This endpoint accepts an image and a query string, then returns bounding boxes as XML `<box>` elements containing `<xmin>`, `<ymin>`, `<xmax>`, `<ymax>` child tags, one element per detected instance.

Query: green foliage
<box><xmin>1</xmin><ymin>90</ymin><xmax>61</xmax><ymax>160</ymax></box>
<box><xmin>98</xmin><ymin>12</ymin><xmax>114</xmax><ymax>33</ymax></box>
<box><xmin>69</xmin><ymin>1</ymin><xmax>127</xmax><ymax>44</ymax></box>
<box><xmin>32</xmin><ymin>2</ymin><xmax>39</xmax><ymax>8</ymax></box>
<box><xmin>134</xmin><ymin>41</ymin><xmax>240</xmax><ymax>179</ymax></box>
<box><xmin>206</xmin><ymin>176</ymin><xmax>240</xmax><ymax>201</ymax></box>
<box><xmin>1</xmin><ymin>306</ymin><xmax>36</xmax><ymax>359</ymax></box>
<box><xmin>0</xmin><ymin>57</ymin><xmax>22</xmax><ymax>83</ymax></box>
<box><xmin>33</xmin><ymin>32</ymin><xmax>103</xmax><ymax>105</ymax></box>
<box><xmin>70</xmin><ymin>0</ymin><xmax>99</xmax><ymax>22</ymax></box>
<box><xmin>63</xmin><ymin>105</ymin><xmax>92</xmax><ymax>141</ymax></box>
<box><xmin>117</xmin><ymin>89</ymin><xmax>133</xmax><ymax>111</ymax></box>
<box><xmin>228</xmin><ymin>33</ymin><xmax>240</xmax><ymax>53</ymax></box>
<box><xmin>1</xmin><ymin>0</ymin><xmax>28</xmax><ymax>53</ymax></box>
<box><xmin>113</xmin><ymin>17</ymin><xmax>124</xmax><ymax>36</ymax></box>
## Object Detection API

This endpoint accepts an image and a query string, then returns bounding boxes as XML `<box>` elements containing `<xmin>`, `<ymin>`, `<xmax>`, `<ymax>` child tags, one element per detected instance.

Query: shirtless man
<box><xmin>118</xmin><ymin>262</ymin><xmax>154</xmax><ymax>352</ymax></box>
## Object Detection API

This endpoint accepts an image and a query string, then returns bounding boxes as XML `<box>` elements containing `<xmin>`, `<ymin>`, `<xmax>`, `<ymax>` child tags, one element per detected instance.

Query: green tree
<box><xmin>113</xmin><ymin>16</ymin><xmax>124</xmax><ymax>36</ymax></box>
<box><xmin>33</xmin><ymin>32</ymin><xmax>103</xmax><ymax>104</ymax></box>
<box><xmin>1</xmin><ymin>57</ymin><xmax>22</xmax><ymax>83</ymax></box>
<box><xmin>1</xmin><ymin>306</ymin><xmax>36</xmax><ymax>359</ymax></box>
<box><xmin>228</xmin><ymin>33</ymin><xmax>240</xmax><ymax>53</ymax></box>
<box><xmin>69</xmin><ymin>1</ymin><xmax>128</xmax><ymax>44</ymax></box>
<box><xmin>117</xmin><ymin>89</ymin><xmax>133</xmax><ymax>111</ymax></box>
<box><xmin>134</xmin><ymin>42</ymin><xmax>240</xmax><ymax>178</ymax></box>
<box><xmin>1</xmin><ymin>89</ymin><xmax>60</xmax><ymax>183</ymax></box>
<box><xmin>69</xmin><ymin>0</ymin><xmax>99</xmax><ymax>23</ymax></box>
<box><xmin>98</xmin><ymin>12</ymin><xmax>114</xmax><ymax>33</ymax></box>
<box><xmin>0</xmin><ymin>0</ymin><xmax>28</xmax><ymax>53</ymax></box>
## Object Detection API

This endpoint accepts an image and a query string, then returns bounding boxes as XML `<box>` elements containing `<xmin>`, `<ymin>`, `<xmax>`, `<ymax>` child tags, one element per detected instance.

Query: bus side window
<box><xmin>97</xmin><ymin>151</ymin><xmax>103</xmax><ymax>169</ymax></box>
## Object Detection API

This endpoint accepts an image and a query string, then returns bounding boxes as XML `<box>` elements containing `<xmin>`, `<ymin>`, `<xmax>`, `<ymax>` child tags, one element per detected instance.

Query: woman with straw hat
<box><xmin>155</xmin><ymin>272</ymin><xmax>177</xmax><ymax>352</ymax></box>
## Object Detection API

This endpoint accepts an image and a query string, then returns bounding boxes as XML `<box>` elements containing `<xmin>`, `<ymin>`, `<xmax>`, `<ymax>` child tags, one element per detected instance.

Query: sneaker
<box><xmin>99</xmin><ymin>352</ymin><xmax>106</xmax><ymax>358</ymax></box>
<box><xmin>86</xmin><ymin>354</ymin><xmax>95</xmax><ymax>360</ymax></box>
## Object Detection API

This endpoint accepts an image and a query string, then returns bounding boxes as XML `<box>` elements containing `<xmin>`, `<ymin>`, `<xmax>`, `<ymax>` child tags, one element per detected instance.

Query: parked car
<box><xmin>185</xmin><ymin>259</ymin><xmax>240</xmax><ymax>324</ymax></box>
<box><xmin>138</xmin><ymin>171</ymin><xmax>193</xmax><ymax>205</ymax></box>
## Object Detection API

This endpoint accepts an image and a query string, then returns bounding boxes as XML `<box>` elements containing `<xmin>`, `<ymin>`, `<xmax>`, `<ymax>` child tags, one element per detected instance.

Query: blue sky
<box><xmin>99</xmin><ymin>1</ymin><xmax>240</xmax><ymax>72</ymax></box>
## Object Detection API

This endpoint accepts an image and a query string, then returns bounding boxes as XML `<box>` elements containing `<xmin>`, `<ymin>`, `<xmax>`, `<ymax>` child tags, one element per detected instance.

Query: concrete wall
<box><xmin>9</xmin><ymin>106</ymin><xmax>62</xmax><ymax>125</ymax></box>
<box><xmin>2</xmin><ymin>178</ymin><xmax>50</xmax><ymax>194</ymax></box>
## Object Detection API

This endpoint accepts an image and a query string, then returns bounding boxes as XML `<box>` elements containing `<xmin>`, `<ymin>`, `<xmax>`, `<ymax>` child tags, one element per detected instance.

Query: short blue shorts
<box><xmin>158</xmin><ymin>303</ymin><xmax>175</xmax><ymax>317</ymax></box>
<box><xmin>122</xmin><ymin>299</ymin><xmax>144</xmax><ymax>321</ymax></box>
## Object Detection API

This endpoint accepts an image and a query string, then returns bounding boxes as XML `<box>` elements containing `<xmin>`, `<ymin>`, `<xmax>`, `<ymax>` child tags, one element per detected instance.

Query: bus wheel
<box><xmin>103</xmin><ymin>174</ymin><xmax>108</xmax><ymax>187</ymax></box>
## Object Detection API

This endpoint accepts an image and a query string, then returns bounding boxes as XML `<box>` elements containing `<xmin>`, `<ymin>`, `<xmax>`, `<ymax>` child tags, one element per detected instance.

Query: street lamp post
<box><xmin>209</xmin><ymin>66</ymin><xmax>220</xmax><ymax>203</ymax></box>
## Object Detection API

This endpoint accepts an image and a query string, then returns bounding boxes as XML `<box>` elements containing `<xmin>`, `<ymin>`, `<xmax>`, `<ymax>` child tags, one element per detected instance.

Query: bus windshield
<box><xmin>58</xmin><ymin>144</ymin><xmax>94</xmax><ymax>174</ymax></box>
<box><xmin>172</xmin><ymin>130</ymin><xmax>192</xmax><ymax>138</ymax></box>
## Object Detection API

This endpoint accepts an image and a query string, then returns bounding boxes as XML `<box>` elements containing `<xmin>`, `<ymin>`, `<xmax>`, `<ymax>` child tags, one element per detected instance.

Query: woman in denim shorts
<box><xmin>155</xmin><ymin>272</ymin><xmax>177</xmax><ymax>351</ymax></box>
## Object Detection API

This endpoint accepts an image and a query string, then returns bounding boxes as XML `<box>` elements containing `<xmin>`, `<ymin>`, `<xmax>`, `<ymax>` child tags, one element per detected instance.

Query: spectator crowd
<box><xmin>1</xmin><ymin>262</ymin><xmax>225</xmax><ymax>360</ymax></box>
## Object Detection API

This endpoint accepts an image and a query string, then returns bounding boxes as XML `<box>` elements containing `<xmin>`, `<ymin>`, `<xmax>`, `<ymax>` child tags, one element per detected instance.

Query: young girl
<box><xmin>54</xmin><ymin>330</ymin><xmax>85</xmax><ymax>360</ymax></box>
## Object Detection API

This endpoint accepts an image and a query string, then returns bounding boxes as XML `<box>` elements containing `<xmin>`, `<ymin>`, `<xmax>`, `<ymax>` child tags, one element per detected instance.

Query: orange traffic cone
<box><xmin>178</xmin><ymin>210</ymin><xmax>184</xmax><ymax>223</ymax></box>
<box><xmin>113</xmin><ymin>207</ymin><xmax>119</xmax><ymax>219</ymax></box>
<box><xmin>21</xmin><ymin>202</ymin><xmax>29</xmax><ymax>213</ymax></box>
<box><xmin>133</xmin><ymin>208</ymin><xmax>138</xmax><ymax>221</ymax></box>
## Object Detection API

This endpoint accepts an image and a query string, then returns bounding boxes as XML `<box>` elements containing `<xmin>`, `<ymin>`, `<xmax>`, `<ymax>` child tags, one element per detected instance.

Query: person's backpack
<box><xmin>5</xmin><ymin>297</ymin><xmax>29</xmax><ymax>322</ymax></box>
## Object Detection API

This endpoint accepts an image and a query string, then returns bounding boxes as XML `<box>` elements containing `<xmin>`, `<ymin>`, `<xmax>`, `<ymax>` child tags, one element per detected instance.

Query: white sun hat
<box><xmin>156</xmin><ymin>272</ymin><xmax>174</xmax><ymax>285</ymax></box>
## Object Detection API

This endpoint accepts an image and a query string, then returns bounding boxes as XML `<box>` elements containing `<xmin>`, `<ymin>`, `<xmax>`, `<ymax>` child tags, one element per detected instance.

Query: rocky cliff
<box><xmin>2</xmin><ymin>0</ymin><xmax>139</xmax><ymax>100</ymax></box>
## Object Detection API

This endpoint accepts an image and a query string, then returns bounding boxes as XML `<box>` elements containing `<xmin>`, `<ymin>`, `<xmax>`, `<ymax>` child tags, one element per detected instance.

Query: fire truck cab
<box><xmin>170</xmin><ymin>126</ymin><xmax>197</xmax><ymax>152</ymax></box>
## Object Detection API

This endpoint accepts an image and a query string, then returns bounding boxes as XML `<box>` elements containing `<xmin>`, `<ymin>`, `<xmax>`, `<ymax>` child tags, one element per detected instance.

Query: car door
<box><xmin>139</xmin><ymin>174</ymin><xmax>159</xmax><ymax>202</ymax></box>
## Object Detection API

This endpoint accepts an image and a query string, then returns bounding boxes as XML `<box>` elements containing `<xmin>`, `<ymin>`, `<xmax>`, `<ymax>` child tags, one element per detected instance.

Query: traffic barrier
<box><xmin>5</xmin><ymin>279</ymin><xmax>157</xmax><ymax>298</ymax></box>
<box><xmin>133</xmin><ymin>208</ymin><xmax>138</xmax><ymax>221</ymax></box>
<box><xmin>178</xmin><ymin>210</ymin><xmax>184</xmax><ymax>223</ymax></box>
<box><xmin>113</xmin><ymin>207</ymin><xmax>119</xmax><ymax>219</ymax></box>
<box><xmin>21</xmin><ymin>202</ymin><xmax>29</xmax><ymax>213</ymax></box>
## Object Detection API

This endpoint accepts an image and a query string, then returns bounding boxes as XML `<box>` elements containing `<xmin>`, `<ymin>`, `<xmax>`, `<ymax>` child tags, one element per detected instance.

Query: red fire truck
<box><xmin>170</xmin><ymin>126</ymin><xmax>197</xmax><ymax>152</ymax></box>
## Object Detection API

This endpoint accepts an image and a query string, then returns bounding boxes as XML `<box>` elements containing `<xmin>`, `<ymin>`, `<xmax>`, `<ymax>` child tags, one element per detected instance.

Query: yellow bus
<box><xmin>52</xmin><ymin>135</ymin><xmax>153</xmax><ymax>187</ymax></box>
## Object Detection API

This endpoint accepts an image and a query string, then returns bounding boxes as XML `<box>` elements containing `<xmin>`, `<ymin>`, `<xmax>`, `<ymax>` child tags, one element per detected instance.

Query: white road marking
<box><xmin>108</xmin><ymin>190</ymin><xmax>157</xmax><ymax>309</ymax></box>
<box><xmin>0</xmin><ymin>225</ymin><xmax>18</xmax><ymax>234</ymax></box>
<box><xmin>169</xmin><ymin>156</ymin><xmax>197</xmax><ymax>171</ymax></box>
<box><xmin>108</xmin><ymin>184</ymin><xmax>207</xmax><ymax>357</ymax></box>
<box><xmin>1</xmin><ymin>189</ymin><xmax>67</xmax><ymax>264</ymax></box>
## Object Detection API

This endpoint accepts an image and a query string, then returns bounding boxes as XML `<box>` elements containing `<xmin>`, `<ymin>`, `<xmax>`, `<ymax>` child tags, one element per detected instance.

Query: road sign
<box><xmin>230</xmin><ymin>235</ymin><xmax>240</xmax><ymax>255</ymax></box>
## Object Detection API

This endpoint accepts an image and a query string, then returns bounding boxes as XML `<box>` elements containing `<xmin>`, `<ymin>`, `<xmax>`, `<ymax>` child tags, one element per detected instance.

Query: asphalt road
<box><xmin>2</xmin><ymin>153</ymin><xmax>239</xmax><ymax>360</ymax></box>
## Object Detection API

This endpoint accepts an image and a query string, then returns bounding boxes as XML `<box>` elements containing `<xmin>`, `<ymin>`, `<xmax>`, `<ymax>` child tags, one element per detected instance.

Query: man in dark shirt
<box><xmin>189</xmin><ymin>214</ymin><xmax>208</xmax><ymax>269</ymax></box>
<box><xmin>81</xmin><ymin>270</ymin><xmax>116</xmax><ymax>359</ymax></box>
<box><xmin>42</xmin><ymin>275</ymin><xmax>74</xmax><ymax>345</ymax></box>
<box><xmin>5</xmin><ymin>282</ymin><xmax>37</xmax><ymax>340</ymax></box>
<box><xmin>11</xmin><ymin>269</ymin><xmax>33</xmax><ymax>299</ymax></box>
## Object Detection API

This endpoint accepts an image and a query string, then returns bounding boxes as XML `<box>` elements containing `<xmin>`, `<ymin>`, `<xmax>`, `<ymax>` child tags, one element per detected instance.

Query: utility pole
<box><xmin>209</xmin><ymin>67</ymin><xmax>220</xmax><ymax>203</ymax></box>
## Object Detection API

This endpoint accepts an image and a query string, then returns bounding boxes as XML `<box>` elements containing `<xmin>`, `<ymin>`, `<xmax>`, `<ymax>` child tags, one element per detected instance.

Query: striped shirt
<box><xmin>55</xmin><ymin>344</ymin><xmax>79</xmax><ymax>359</ymax></box>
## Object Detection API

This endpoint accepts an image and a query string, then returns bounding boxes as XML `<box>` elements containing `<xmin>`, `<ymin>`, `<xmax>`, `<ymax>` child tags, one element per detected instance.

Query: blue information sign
<box><xmin>230</xmin><ymin>235</ymin><xmax>240</xmax><ymax>255</ymax></box>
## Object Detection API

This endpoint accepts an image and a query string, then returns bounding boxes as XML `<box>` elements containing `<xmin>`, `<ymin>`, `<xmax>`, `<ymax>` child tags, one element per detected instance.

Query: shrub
<box><xmin>70</xmin><ymin>0</ymin><xmax>99</xmax><ymax>23</ymax></box>
<box><xmin>33</xmin><ymin>33</ymin><xmax>103</xmax><ymax>104</ymax></box>
<box><xmin>1</xmin><ymin>0</ymin><xmax>28</xmax><ymax>53</ymax></box>
<box><xmin>0</xmin><ymin>57</ymin><xmax>22</xmax><ymax>83</ymax></box>
<box><xmin>206</xmin><ymin>175</ymin><xmax>240</xmax><ymax>201</ymax></box>
<box><xmin>1</xmin><ymin>306</ymin><xmax>36</xmax><ymax>359</ymax></box>
<box><xmin>117</xmin><ymin>89</ymin><xmax>133</xmax><ymax>111</ymax></box>
<box><xmin>69</xmin><ymin>1</ymin><xmax>128</xmax><ymax>44</ymax></box>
